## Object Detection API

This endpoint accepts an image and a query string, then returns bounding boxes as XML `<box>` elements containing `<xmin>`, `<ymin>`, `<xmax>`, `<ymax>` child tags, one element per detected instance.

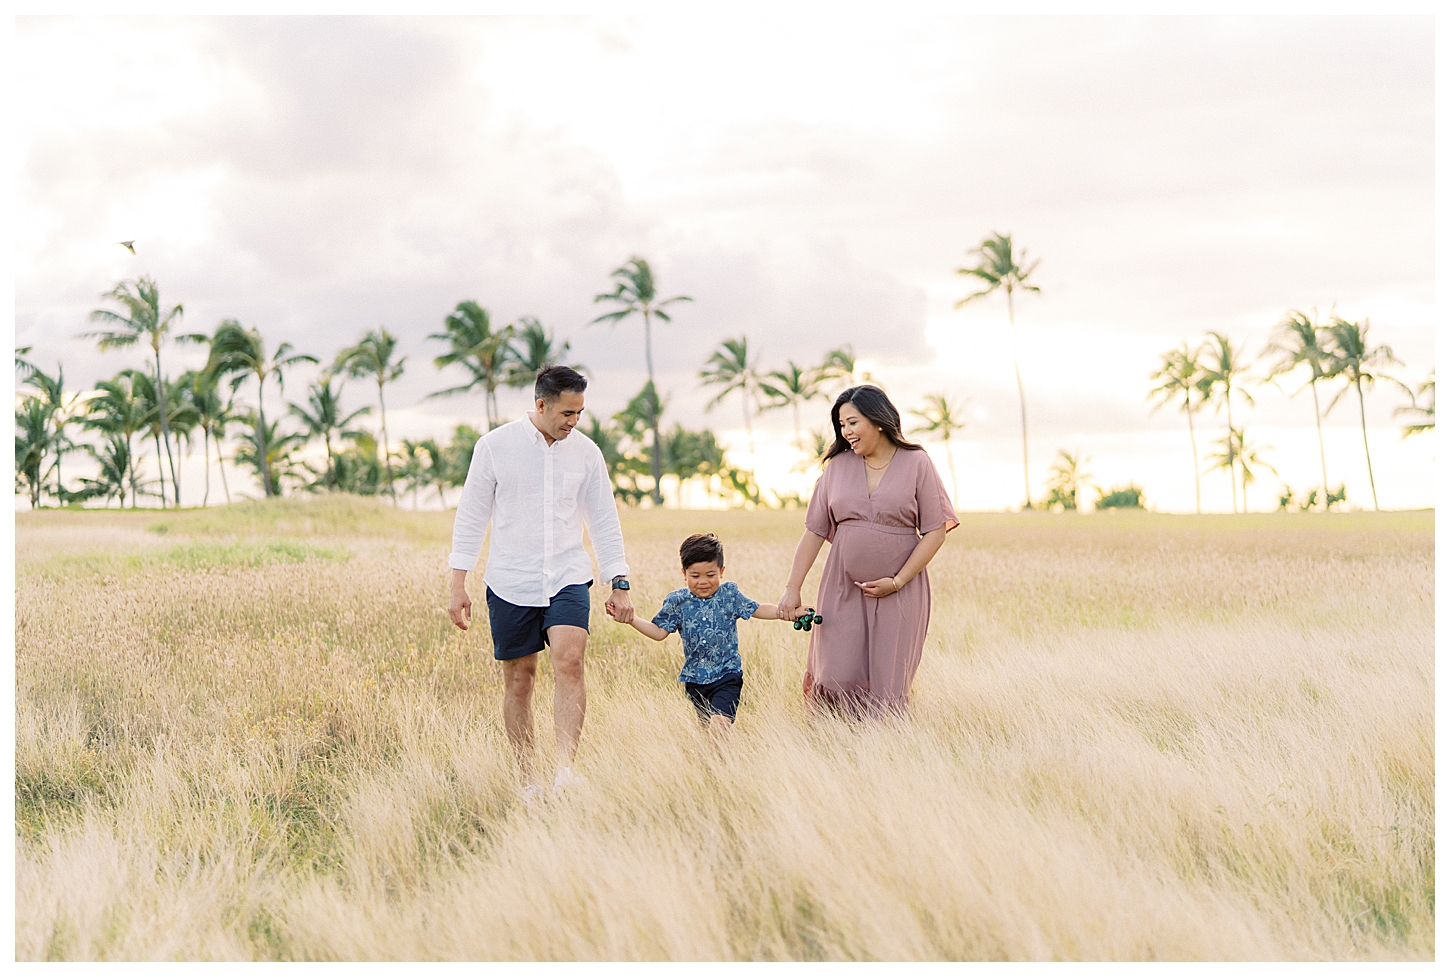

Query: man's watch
<box><xmin>611</xmin><ymin>576</ymin><xmax>630</xmax><ymax>591</ymax></box>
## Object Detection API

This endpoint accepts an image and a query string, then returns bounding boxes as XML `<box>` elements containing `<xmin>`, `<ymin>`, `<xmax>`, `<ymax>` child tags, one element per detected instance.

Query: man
<box><xmin>448</xmin><ymin>365</ymin><xmax>634</xmax><ymax>802</ymax></box>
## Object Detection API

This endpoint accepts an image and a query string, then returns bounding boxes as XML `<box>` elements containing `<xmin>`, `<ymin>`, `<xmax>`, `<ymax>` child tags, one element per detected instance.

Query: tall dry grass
<box><xmin>14</xmin><ymin>498</ymin><xmax>1434</xmax><ymax>960</ymax></box>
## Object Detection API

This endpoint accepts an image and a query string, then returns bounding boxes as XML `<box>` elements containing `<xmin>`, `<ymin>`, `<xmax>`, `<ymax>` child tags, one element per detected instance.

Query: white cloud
<box><xmin>14</xmin><ymin>14</ymin><xmax>1435</xmax><ymax>511</ymax></box>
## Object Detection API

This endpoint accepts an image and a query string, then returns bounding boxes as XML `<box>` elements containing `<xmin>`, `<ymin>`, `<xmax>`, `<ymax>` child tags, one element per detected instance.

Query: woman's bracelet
<box><xmin>892</xmin><ymin>576</ymin><xmax>901</xmax><ymax>593</ymax></box>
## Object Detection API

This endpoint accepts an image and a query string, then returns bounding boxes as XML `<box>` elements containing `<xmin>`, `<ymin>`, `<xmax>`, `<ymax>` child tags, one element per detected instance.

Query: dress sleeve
<box><xmin>729</xmin><ymin>583</ymin><xmax>760</xmax><ymax>621</ymax></box>
<box><xmin>803</xmin><ymin>460</ymin><xmax>837</xmax><ymax>542</ymax></box>
<box><xmin>651</xmin><ymin>593</ymin><xmax>682</xmax><ymax>634</ymax></box>
<box><xmin>915</xmin><ymin>451</ymin><xmax>960</xmax><ymax>535</ymax></box>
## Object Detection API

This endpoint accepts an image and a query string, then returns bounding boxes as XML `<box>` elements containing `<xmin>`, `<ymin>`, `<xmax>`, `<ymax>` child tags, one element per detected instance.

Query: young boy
<box><xmin>627</xmin><ymin>533</ymin><xmax>786</xmax><ymax>731</ymax></box>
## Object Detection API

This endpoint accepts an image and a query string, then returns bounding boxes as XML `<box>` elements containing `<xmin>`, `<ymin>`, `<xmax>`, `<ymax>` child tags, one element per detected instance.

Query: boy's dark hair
<box><xmin>680</xmin><ymin>533</ymin><xmax>724</xmax><ymax>569</ymax></box>
<box><xmin>535</xmin><ymin>365</ymin><xmax>588</xmax><ymax>404</ymax></box>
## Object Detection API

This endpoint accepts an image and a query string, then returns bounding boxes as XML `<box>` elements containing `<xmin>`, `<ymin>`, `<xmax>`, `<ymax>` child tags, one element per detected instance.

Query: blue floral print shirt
<box><xmin>652</xmin><ymin>581</ymin><xmax>761</xmax><ymax>684</ymax></box>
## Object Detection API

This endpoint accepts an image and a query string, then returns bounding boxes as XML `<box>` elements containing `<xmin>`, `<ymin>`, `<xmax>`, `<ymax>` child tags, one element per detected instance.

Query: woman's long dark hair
<box><xmin>822</xmin><ymin>385</ymin><xmax>925</xmax><ymax>463</ymax></box>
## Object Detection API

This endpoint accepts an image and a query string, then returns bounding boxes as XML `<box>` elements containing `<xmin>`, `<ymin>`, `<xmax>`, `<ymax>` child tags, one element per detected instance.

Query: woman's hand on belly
<box><xmin>854</xmin><ymin>577</ymin><xmax>900</xmax><ymax>598</ymax></box>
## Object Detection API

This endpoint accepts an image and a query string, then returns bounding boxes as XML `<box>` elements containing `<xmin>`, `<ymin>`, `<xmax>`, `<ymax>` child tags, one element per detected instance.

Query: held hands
<box><xmin>855</xmin><ymin>576</ymin><xmax>901</xmax><ymax>599</ymax></box>
<box><xmin>777</xmin><ymin>587</ymin><xmax>803</xmax><ymax>622</ymax></box>
<box><xmin>605</xmin><ymin>588</ymin><xmax>635</xmax><ymax>624</ymax></box>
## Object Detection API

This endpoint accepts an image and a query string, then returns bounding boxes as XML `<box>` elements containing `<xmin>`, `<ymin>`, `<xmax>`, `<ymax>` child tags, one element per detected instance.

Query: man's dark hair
<box><xmin>535</xmin><ymin>365</ymin><xmax>588</xmax><ymax>404</ymax></box>
<box><xmin>680</xmin><ymin>533</ymin><xmax>724</xmax><ymax>569</ymax></box>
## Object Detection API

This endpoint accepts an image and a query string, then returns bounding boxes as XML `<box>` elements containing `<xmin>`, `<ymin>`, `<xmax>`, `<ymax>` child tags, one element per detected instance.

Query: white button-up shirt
<box><xmin>448</xmin><ymin>414</ymin><xmax>630</xmax><ymax>607</ymax></box>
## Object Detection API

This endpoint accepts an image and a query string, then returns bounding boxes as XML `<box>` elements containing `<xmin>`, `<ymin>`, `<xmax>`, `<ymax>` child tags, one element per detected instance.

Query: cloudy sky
<box><xmin>14</xmin><ymin>14</ymin><xmax>1435</xmax><ymax>511</ymax></box>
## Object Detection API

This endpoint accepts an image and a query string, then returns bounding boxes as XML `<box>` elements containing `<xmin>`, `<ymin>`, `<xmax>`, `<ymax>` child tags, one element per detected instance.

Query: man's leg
<box><xmin>501</xmin><ymin>654</ymin><xmax>540</xmax><ymax>783</ymax></box>
<box><xmin>546</xmin><ymin>625</ymin><xmax>588</xmax><ymax>767</ymax></box>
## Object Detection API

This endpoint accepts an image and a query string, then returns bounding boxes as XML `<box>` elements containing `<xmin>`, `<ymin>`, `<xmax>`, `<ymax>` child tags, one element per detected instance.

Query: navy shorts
<box><xmin>485</xmin><ymin>581</ymin><xmax>591</xmax><ymax>661</ymax></box>
<box><xmin>684</xmin><ymin>673</ymin><xmax>743</xmax><ymax>723</ymax></box>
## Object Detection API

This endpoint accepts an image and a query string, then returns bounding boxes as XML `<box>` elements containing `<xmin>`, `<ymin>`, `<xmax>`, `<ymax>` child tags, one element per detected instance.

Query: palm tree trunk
<box><xmin>325</xmin><ymin>434</ymin><xmax>336</xmax><ymax>491</ymax></box>
<box><xmin>155</xmin><ymin>348</ymin><xmax>180</xmax><ymax>506</ymax></box>
<box><xmin>1310</xmin><ymin>378</ymin><xmax>1329</xmax><ymax>513</ymax></box>
<box><xmin>792</xmin><ymin>400</ymin><xmax>802</xmax><ymax>451</ymax></box>
<box><xmin>1225</xmin><ymin>392</ymin><xmax>1237</xmax><ymax>514</ymax></box>
<box><xmin>1007</xmin><ymin>289</ymin><xmax>1030</xmax><ymax>510</ymax></box>
<box><xmin>378</xmin><ymin>379</ymin><xmax>397</xmax><ymax>504</ymax></box>
<box><xmin>643</xmin><ymin>309</ymin><xmax>663</xmax><ymax>507</ymax></box>
<box><xmin>219</xmin><ymin>441</ymin><xmax>233</xmax><ymax>504</ymax></box>
<box><xmin>741</xmin><ymin>391</ymin><xmax>755</xmax><ymax>473</ymax></box>
<box><xmin>1355</xmin><ymin>375</ymin><xmax>1379</xmax><ymax>511</ymax></box>
<box><xmin>202</xmin><ymin>428</ymin><xmax>211</xmax><ymax>507</ymax></box>
<box><xmin>255</xmin><ymin>372</ymin><xmax>273</xmax><ymax>497</ymax></box>
<box><xmin>1185</xmin><ymin>394</ymin><xmax>1201</xmax><ymax>515</ymax></box>
<box><xmin>154</xmin><ymin>430</ymin><xmax>168</xmax><ymax>508</ymax></box>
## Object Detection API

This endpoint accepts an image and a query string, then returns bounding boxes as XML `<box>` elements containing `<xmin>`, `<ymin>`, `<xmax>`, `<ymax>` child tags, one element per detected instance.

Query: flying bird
<box><xmin>119</xmin><ymin>240</ymin><xmax>136</xmax><ymax>254</ymax></box>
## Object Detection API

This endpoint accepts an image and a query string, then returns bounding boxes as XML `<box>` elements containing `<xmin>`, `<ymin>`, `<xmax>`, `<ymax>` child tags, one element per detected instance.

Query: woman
<box><xmin>778</xmin><ymin>385</ymin><xmax>958</xmax><ymax>717</ymax></box>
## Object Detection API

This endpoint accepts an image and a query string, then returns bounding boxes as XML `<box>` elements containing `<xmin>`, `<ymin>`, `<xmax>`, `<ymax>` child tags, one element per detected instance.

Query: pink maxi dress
<box><xmin>802</xmin><ymin>448</ymin><xmax>959</xmax><ymax>716</ymax></box>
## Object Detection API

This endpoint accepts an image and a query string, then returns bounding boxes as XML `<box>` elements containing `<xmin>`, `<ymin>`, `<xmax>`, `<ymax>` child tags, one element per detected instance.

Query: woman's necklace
<box><xmin>864</xmin><ymin>447</ymin><xmax>897</xmax><ymax>471</ymax></box>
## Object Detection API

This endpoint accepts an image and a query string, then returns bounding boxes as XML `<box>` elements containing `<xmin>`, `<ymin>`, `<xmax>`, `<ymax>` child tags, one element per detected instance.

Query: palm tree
<box><xmin>1208</xmin><ymin>427</ymin><xmax>1277</xmax><ymax>512</ymax></box>
<box><xmin>400</xmin><ymin>437</ymin><xmax>447</xmax><ymax>508</ymax></box>
<box><xmin>759</xmin><ymin>360</ymin><xmax>826</xmax><ymax>451</ymax></box>
<box><xmin>289</xmin><ymin>373</ymin><xmax>372</xmax><ymax>493</ymax></box>
<box><xmin>85</xmin><ymin>276</ymin><xmax>185</xmax><ymax>506</ymax></box>
<box><xmin>128</xmin><ymin>369</ymin><xmax>196</xmax><ymax>507</ymax></box>
<box><xmin>955</xmin><ymin>232</ymin><xmax>1041</xmax><ymax>510</ymax></box>
<box><xmin>1263</xmin><ymin>310</ymin><xmax>1334</xmax><ymax>512</ymax></box>
<box><xmin>188</xmin><ymin>320</ymin><xmax>317</xmax><ymax>498</ymax></box>
<box><xmin>816</xmin><ymin>345</ymin><xmax>867</xmax><ymax>393</ymax></box>
<box><xmin>592</xmin><ymin>257</ymin><xmax>692</xmax><ymax>506</ymax></box>
<box><xmin>1322</xmin><ymin>316</ymin><xmax>1400</xmax><ymax>511</ymax></box>
<box><xmin>1198</xmin><ymin>332</ymin><xmax>1256</xmax><ymax>513</ymax></box>
<box><xmin>1394</xmin><ymin>371</ymin><xmax>1434</xmax><ymax>438</ymax></box>
<box><xmin>504</xmin><ymin>316</ymin><xmax>575</xmax><ymax>392</ymax></box>
<box><xmin>1042</xmin><ymin>449</ymin><xmax>1095</xmax><ymax>512</ymax></box>
<box><xmin>23</xmin><ymin>364</ymin><xmax>84</xmax><ymax>505</ymax></box>
<box><xmin>183</xmin><ymin>368</ymin><xmax>239</xmax><ymax>506</ymax></box>
<box><xmin>15</xmin><ymin>397</ymin><xmax>54</xmax><ymax>508</ymax></box>
<box><xmin>700</xmin><ymin>336</ymin><xmax>764</xmax><ymax>475</ymax></box>
<box><xmin>336</xmin><ymin>327</ymin><xmax>406</xmax><ymax>504</ymax></box>
<box><xmin>661</xmin><ymin>424</ymin><xmax>725</xmax><ymax>509</ymax></box>
<box><xmin>15</xmin><ymin>345</ymin><xmax>37</xmax><ymax>380</ymax></box>
<box><xmin>909</xmin><ymin>392</ymin><xmax>969</xmax><ymax>509</ymax></box>
<box><xmin>82</xmin><ymin>373</ymin><xmax>150</xmax><ymax>507</ymax></box>
<box><xmin>78</xmin><ymin>434</ymin><xmax>137</xmax><ymax>508</ymax></box>
<box><xmin>1147</xmin><ymin>342</ymin><xmax>1208</xmax><ymax>514</ymax></box>
<box><xmin>429</xmin><ymin>301</ymin><xmax>515</xmax><ymax>429</ymax></box>
<box><xmin>231</xmin><ymin>413</ymin><xmax>312</xmax><ymax>496</ymax></box>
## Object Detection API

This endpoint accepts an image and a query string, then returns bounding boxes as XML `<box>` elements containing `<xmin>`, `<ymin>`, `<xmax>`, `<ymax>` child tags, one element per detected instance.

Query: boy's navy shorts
<box><xmin>684</xmin><ymin>672</ymin><xmax>743</xmax><ymax>723</ymax></box>
<box><xmin>485</xmin><ymin>581</ymin><xmax>591</xmax><ymax>661</ymax></box>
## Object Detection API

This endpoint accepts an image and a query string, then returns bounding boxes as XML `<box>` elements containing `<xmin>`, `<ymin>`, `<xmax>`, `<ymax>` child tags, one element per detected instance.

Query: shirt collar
<box><xmin>523</xmin><ymin>413</ymin><xmax>548</xmax><ymax>446</ymax></box>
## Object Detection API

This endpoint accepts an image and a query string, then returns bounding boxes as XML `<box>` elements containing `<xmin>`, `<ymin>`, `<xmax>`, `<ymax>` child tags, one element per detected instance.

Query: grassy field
<box><xmin>14</xmin><ymin>497</ymin><xmax>1434</xmax><ymax>960</ymax></box>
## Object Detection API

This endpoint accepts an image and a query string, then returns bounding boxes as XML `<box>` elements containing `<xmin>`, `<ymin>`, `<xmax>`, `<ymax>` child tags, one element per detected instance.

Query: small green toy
<box><xmin>793</xmin><ymin>608</ymin><xmax>824</xmax><ymax>632</ymax></box>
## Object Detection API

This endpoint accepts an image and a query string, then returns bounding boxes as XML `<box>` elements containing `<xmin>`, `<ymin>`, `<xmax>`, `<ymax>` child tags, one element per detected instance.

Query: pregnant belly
<box><xmin>831</xmin><ymin>522</ymin><xmax>917</xmax><ymax>580</ymax></box>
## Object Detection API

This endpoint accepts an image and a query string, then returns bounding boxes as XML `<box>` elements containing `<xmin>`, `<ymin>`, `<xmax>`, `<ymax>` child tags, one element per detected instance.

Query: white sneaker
<box><xmin>519</xmin><ymin>783</ymin><xmax>544</xmax><ymax>807</ymax></box>
<box><xmin>553</xmin><ymin>766</ymin><xmax>587</xmax><ymax>795</ymax></box>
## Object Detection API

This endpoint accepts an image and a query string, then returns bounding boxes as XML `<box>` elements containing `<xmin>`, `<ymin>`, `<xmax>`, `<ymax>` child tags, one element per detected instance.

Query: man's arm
<box><xmin>447</xmin><ymin>438</ymin><xmax>496</xmax><ymax>631</ymax></box>
<box><xmin>580</xmin><ymin>449</ymin><xmax>634</xmax><ymax>622</ymax></box>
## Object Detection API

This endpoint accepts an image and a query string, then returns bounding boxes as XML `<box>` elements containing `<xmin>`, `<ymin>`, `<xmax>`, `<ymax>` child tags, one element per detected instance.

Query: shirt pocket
<box><xmin>557</xmin><ymin>471</ymin><xmax>586</xmax><ymax>513</ymax></box>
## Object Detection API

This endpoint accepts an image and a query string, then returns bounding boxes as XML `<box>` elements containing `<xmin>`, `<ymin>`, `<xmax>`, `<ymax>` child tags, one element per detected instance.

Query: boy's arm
<box><xmin>630</xmin><ymin>615</ymin><xmax>670</xmax><ymax>641</ymax></box>
<box><xmin>752</xmin><ymin>603</ymin><xmax>785</xmax><ymax>621</ymax></box>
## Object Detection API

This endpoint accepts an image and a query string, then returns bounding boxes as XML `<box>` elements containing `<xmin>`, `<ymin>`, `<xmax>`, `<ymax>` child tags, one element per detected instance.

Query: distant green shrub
<box><xmin>1095</xmin><ymin>485</ymin><xmax>1145</xmax><ymax>510</ymax></box>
